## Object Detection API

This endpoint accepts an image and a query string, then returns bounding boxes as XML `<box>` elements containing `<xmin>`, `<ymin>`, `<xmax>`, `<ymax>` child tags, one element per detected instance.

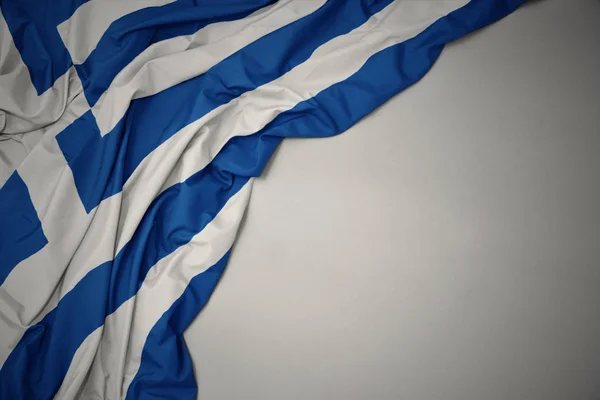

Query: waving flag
<box><xmin>0</xmin><ymin>1</ymin><xmax>526</xmax><ymax>398</ymax></box>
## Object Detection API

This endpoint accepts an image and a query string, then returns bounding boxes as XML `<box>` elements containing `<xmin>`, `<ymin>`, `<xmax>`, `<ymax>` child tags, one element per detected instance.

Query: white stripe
<box><xmin>57</xmin><ymin>1</ymin><xmax>471</xmax><ymax>397</ymax></box>
<box><xmin>0</xmin><ymin>0</ymin><xmax>467</xmax><ymax>370</ymax></box>
<box><xmin>0</xmin><ymin>10</ymin><xmax>83</xmax><ymax>135</ymax></box>
<box><xmin>55</xmin><ymin>181</ymin><xmax>253</xmax><ymax>400</ymax></box>
<box><xmin>92</xmin><ymin>0</ymin><xmax>326</xmax><ymax>135</ymax></box>
<box><xmin>0</xmin><ymin>0</ymin><xmax>322</xmax><ymax>366</ymax></box>
<box><xmin>57</xmin><ymin>0</ymin><xmax>177</xmax><ymax>65</ymax></box>
<box><xmin>52</xmin><ymin>327</ymin><xmax>103</xmax><ymax>400</ymax></box>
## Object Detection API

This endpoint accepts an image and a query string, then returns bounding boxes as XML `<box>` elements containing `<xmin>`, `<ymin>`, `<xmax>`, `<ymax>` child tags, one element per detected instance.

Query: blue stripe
<box><xmin>0</xmin><ymin>163</ymin><xmax>249</xmax><ymax>399</ymax></box>
<box><xmin>0</xmin><ymin>172</ymin><xmax>47</xmax><ymax>286</ymax></box>
<box><xmin>125</xmin><ymin>252</ymin><xmax>230</xmax><ymax>400</ymax></box>
<box><xmin>77</xmin><ymin>0</ymin><xmax>276</xmax><ymax>107</ymax></box>
<box><xmin>57</xmin><ymin>0</ymin><xmax>394</xmax><ymax>213</ymax></box>
<box><xmin>0</xmin><ymin>0</ymin><xmax>87</xmax><ymax>94</ymax></box>
<box><xmin>125</xmin><ymin>0</ymin><xmax>527</xmax><ymax>397</ymax></box>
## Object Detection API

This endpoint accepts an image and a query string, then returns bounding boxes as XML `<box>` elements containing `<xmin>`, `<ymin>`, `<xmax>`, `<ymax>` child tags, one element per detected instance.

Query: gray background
<box><xmin>185</xmin><ymin>1</ymin><xmax>600</xmax><ymax>399</ymax></box>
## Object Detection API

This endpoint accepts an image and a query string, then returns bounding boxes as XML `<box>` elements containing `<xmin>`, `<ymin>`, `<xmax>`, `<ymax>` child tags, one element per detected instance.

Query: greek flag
<box><xmin>0</xmin><ymin>1</ymin><xmax>525</xmax><ymax>398</ymax></box>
